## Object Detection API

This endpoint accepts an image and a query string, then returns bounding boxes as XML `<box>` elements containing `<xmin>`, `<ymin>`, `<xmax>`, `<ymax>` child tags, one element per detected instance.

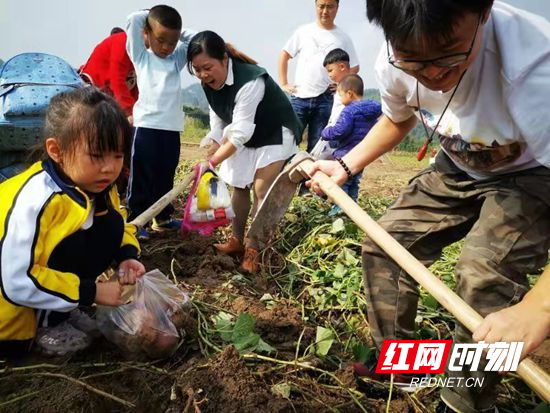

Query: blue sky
<box><xmin>0</xmin><ymin>0</ymin><xmax>548</xmax><ymax>88</ymax></box>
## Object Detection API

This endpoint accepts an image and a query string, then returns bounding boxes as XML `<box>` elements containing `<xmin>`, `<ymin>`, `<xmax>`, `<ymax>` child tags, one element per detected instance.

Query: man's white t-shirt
<box><xmin>375</xmin><ymin>2</ymin><xmax>550</xmax><ymax>179</ymax></box>
<box><xmin>284</xmin><ymin>23</ymin><xmax>359</xmax><ymax>99</ymax></box>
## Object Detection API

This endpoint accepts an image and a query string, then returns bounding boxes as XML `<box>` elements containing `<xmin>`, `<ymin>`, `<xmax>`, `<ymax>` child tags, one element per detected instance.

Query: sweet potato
<box><xmin>168</xmin><ymin>306</ymin><xmax>187</xmax><ymax>330</ymax></box>
<box><xmin>144</xmin><ymin>332</ymin><xmax>179</xmax><ymax>358</ymax></box>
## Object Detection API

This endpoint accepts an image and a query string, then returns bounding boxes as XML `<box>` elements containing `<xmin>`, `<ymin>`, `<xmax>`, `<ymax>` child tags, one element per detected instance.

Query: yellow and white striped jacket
<box><xmin>0</xmin><ymin>160</ymin><xmax>139</xmax><ymax>341</ymax></box>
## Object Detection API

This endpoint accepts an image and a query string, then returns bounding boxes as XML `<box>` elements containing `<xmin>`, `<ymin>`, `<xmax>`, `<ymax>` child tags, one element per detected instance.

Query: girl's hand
<box><xmin>117</xmin><ymin>259</ymin><xmax>146</xmax><ymax>285</ymax></box>
<box><xmin>303</xmin><ymin>160</ymin><xmax>348</xmax><ymax>196</ymax></box>
<box><xmin>95</xmin><ymin>281</ymin><xmax>123</xmax><ymax>306</ymax></box>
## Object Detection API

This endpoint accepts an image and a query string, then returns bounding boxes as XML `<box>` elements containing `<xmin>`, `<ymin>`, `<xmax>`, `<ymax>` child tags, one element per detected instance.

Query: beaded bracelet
<box><xmin>335</xmin><ymin>157</ymin><xmax>353</xmax><ymax>179</ymax></box>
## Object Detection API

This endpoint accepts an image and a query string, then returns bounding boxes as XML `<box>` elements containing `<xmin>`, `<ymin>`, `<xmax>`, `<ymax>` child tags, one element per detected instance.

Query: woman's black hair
<box><xmin>39</xmin><ymin>87</ymin><xmax>132</xmax><ymax>160</ymax></box>
<box><xmin>186</xmin><ymin>30</ymin><xmax>257</xmax><ymax>75</ymax></box>
<box><xmin>366</xmin><ymin>0</ymin><xmax>494</xmax><ymax>46</ymax></box>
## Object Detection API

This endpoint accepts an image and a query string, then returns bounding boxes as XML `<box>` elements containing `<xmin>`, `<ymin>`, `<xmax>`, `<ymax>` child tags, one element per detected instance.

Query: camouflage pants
<box><xmin>362</xmin><ymin>157</ymin><xmax>550</xmax><ymax>413</ymax></box>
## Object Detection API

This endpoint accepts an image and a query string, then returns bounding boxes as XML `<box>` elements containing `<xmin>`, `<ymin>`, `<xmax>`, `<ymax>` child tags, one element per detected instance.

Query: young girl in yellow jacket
<box><xmin>0</xmin><ymin>87</ymin><xmax>145</xmax><ymax>358</ymax></box>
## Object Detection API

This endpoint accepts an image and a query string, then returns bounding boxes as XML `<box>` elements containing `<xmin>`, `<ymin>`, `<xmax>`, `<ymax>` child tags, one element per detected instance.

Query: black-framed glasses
<box><xmin>387</xmin><ymin>13</ymin><xmax>482</xmax><ymax>71</ymax></box>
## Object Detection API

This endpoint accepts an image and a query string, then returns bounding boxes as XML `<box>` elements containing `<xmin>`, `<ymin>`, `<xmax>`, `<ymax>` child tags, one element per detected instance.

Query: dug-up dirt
<box><xmin>0</xmin><ymin>229</ymin><xmax>418</xmax><ymax>413</ymax></box>
<box><xmin>2</xmin><ymin>150</ymin><xmax>549</xmax><ymax>413</ymax></box>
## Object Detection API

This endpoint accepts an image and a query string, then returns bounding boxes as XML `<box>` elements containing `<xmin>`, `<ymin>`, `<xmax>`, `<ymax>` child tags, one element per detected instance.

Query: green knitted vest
<box><xmin>203</xmin><ymin>60</ymin><xmax>302</xmax><ymax>148</ymax></box>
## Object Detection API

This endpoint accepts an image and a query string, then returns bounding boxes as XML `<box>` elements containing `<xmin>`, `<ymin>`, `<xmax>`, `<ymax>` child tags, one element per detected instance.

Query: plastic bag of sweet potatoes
<box><xmin>96</xmin><ymin>269</ymin><xmax>189</xmax><ymax>359</ymax></box>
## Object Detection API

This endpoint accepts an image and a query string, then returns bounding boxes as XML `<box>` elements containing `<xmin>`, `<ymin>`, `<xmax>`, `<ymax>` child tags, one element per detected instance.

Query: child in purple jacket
<box><xmin>321</xmin><ymin>74</ymin><xmax>381</xmax><ymax>214</ymax></box>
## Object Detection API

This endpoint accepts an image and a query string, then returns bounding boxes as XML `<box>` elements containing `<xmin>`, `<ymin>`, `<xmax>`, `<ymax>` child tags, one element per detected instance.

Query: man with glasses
<box><xmin>304</xmin><ymin>1</ymin><xmax>550</xmax><ymax>412</ymax></box>
<box><xmin>278</xmin><ymin>0</ymin><xmax>359</xmax><ymax>154</ymax></box>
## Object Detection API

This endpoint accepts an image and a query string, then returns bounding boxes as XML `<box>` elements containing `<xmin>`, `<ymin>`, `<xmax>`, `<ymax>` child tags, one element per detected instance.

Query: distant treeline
<box><xmin>182</xmin><ymin>105</ymin><xmax>209</xmax><ymax>126</ymax></box>
<box><xmin>364</xmin><ymin>88</ymin><xmax>429</xmax><ymax>152</ymax></box>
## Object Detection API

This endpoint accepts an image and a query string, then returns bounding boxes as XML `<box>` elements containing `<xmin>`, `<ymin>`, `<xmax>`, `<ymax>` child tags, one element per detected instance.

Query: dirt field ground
<box><xmin>1</xmin><ymin>147</ymin><xmax>549</xmax><ymax>413</ymax></box>
<box><xmin>179</xmin><ymin>142</ymin><xmax>425</xmax><ymax>198</ymax></box>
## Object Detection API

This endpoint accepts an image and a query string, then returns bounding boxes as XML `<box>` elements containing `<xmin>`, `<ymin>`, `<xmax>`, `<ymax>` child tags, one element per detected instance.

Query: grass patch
<box><xmin>180</xmin><ymin>116</ymin><xmax>208</xmax><ymax>145</ymax></box>
<box><xmin>388</xmin><ymin>151</ymin><xmax>430</xmax><ymax>169</ymax></box>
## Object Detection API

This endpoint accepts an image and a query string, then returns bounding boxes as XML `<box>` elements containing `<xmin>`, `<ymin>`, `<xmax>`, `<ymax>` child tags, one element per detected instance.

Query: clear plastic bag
<box><xmin>181</xmin><ymin>163</ymin><xmax>234</xmax><ymax>235</ymax></box>
<box><xmin>310</xmin><ymin>139</ymin><xmax>334</xmax><ymax>160</ymax></box>
<box><xmin>96</xmin><ymin>269</ymin><xmax>189</xmax><ymax>359</ymax></box>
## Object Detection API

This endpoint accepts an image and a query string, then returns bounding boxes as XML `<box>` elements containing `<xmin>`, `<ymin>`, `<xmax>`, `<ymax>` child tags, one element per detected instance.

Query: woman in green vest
<box><xmin>187</xmin><ymin>31</ymin><xmax>302</xmax><ymax>273</ymax></box>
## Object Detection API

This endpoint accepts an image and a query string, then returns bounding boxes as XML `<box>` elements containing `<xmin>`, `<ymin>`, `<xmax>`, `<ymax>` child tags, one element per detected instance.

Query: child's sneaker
<box><xmin>35</xmin><ymin>321</ymin><xmax>92</xmax><ymax>356</ymax></box>
<box><xmin>68</xmin><ymin>309</ymin><xmax>101</xmax><ymax>338</ymax></box>
<box><xmin>151</xmin><ymin>218</ymin><xmax>182</xmax><ymax>232</ymax></box>
<box><xmin>137</xmin><ymin>227</ymin><xmax>151</xmax><ymax>241</ymax></box>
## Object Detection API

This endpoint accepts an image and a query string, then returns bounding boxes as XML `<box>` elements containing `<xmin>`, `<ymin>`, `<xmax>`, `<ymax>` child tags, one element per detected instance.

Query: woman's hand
<box><xmin>302</xmin><ymin>159</ymin><xmax>349</xmax><ymax>196</ymax></box>
<box><xmin>117</xmin><ymin>259</ymin><xmax>146</xmax><ymax>285</ymax></box>
<box><xmin>207</xmin><ymin>141</ymin><xmax>221</xmax><ymax>158</ymax></box>
<box><xmin>95</xmin><ymin>281</ymin><xmax>123</xmax><ymax>306</ymax></box>
<box><xmin>473</xmin><ymin>299</ymin><xmax>550</xmax><ymax>361</ymax></box>
<box><xmin>197</xmin><ymin>160</ymin><xmax>214</xmax><ymax>172</ymax></box>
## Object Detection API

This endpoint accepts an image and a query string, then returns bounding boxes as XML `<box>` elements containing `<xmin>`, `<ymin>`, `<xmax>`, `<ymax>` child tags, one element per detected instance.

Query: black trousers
<box><xmin>127</xmin><ymin>127</ymin><xmax>180</xmax><ymax>222</ymax></box>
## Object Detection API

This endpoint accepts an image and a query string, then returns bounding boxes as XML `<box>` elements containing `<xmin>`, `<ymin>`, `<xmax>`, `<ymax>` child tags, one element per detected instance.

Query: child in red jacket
<box><xmin>80</xmin><ymin>31</ymin><xmax>138</xmax><ymax>120</ymax></box>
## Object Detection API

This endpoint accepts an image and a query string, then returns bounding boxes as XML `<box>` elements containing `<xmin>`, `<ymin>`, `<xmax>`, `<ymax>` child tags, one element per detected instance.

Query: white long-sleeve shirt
<box><xmin>126</xmin><ymin>11</ymin><xmax>195</xmax><ymax>131</ymax></box>
<box><xmin>205</xmin><ymin>59</ymin><xmax>265</xmax><ymax>148</ymax></box>
<box><xmin>202</xmin><ymin>59</ymin><xmax>297</xmax><ymax>188</ymax></box>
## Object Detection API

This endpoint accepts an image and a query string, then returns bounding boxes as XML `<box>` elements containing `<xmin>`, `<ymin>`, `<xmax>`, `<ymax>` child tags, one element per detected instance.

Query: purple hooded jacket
<box><xmin>320</xmin><ymin>99</ymin><xmax>382</xmax><ymax>158</ymax></box>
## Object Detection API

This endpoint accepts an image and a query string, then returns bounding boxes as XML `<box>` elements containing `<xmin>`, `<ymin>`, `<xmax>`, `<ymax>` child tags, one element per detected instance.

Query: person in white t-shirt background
<box><xmin>303</xmin><ymin>1</ymin><xmax>550</xmax><ymax>412</ymax></box>
<box><xmin>278</xmin><ymin>0</ymin><xmax>359</xmax><ymax>153</ymax></box>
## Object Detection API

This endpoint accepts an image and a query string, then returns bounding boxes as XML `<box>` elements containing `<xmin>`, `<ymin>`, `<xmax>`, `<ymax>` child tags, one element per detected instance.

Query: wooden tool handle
<box><xmin>298</xmin><ymin>159</ymin><xmax>550</xmax><ymax>402</ymax></box>
<box><xmin>129</xmin><ymin>173</ymin><xmax>194</xmax><ymax>227</ymax></box>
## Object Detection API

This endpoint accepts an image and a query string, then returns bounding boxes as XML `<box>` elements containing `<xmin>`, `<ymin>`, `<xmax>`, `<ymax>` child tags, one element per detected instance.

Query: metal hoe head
<box><xmin>246</xmin><ymin>151</ymin><xmax>313</xmax><ymax>250</ymax></box>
